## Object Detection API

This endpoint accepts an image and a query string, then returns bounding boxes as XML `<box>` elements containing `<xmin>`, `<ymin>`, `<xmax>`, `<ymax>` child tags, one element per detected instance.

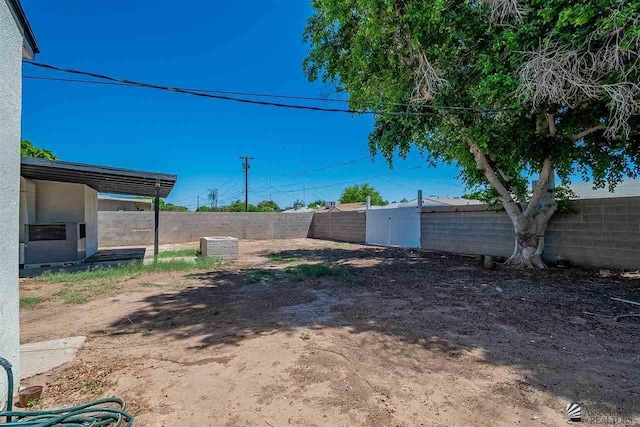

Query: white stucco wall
<box><xmin>35</xmin><ymin>181</ymin><xmax>86</xmax><ymax>223</ymax></box>
<box><xmin>84</xmin><ymin>186</ymin><xmax>98</xmax><ymax>257</ymax></box>
<box><xmin>0</xmin><ymin>0</ymin><xmax>24</xmax><ymax>402</ymax></box>
<box><xmin>26</xmin><ymin>181</ymin><xmax>99</xmax><ymax>260</ymax></box>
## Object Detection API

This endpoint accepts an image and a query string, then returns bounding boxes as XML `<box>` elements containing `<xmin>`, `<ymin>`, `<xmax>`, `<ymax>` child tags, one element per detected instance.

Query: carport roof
<box><xmin>21</xmin><ymin>157</ymin><xmax>177</xmax><ymax>198</ymax></box>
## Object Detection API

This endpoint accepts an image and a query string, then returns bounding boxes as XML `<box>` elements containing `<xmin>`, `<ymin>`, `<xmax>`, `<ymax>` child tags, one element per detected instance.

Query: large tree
<box><xmin>339</xmin><ymin>183</ymin><xmax>386</xmax><ymax>205</ymax></box>
<box><xmin>304</xmin><ymin>0</ymin><xmax>640</xmax><ymax>268</ymax></box>
<box><xmin>257</xmin><ymin>200</ymin><xmax>281</xmax><ymax>212</ymax></box>
<box><xmin>21</xmin><ymin>140</ymin><xmax>57</xmax><ymax>160</ymax></box>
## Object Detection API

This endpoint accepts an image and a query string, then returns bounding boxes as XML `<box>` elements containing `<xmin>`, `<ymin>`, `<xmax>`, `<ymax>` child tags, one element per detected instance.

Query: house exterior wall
<box><xmin>21</xmin><ymin>181</ymin><xmax>99</xmax><ymax>264</ymax></box>
<box><xmin>0</xmin><ymin>0</ymin><xmax>25</xmax><ymax>401</ymax></box>
<box><xmin>35</xmin><ymin>181</ymin><xmax>86</xmax><ymax>223</ymax></box>
<box><xmin>420</xmin><ymin>197</ymin><xmax>640</xmax><ymax>270</ymax></box>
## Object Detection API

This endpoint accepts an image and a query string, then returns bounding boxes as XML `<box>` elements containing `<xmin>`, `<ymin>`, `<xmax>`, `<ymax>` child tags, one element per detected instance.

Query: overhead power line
<box><xmin>278</xmin><ymin>155</ymin><xmax>370</xmax><ymax>177</ymax></box>
<box><xmin>170</xmin><ymin>176</ymin><xmax>241</xmax><ymax>205</ymax></box>
<box><xmin>256</xmin><ymin>166</ymin><xmax>425</xmax><ymax>194</ymax></box>
<box><xmin>23</xmin><ymin>62</ymin><xmax>405</xmax><ymax>115</ymax></box>
<box><xmin>23</xmin><ymin>62</ymin><xmax>512</xmax><ymax>114</ymax></box>
<box><xmin>254</xmin><ymin>178</ymin><xmax>300</xmax><ymax>202</ymax></box>
<box><xmin>23</xmin><ymin>75</ymin><xmax>354</xmax><ymax>104</ymax></box>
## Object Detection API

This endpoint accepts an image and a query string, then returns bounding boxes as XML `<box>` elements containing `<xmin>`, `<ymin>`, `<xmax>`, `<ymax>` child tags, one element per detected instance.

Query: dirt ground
<box><xmin>19</xmin><ymin>238</ymin><xmax>640</xmax><ymax>426</ymax></box>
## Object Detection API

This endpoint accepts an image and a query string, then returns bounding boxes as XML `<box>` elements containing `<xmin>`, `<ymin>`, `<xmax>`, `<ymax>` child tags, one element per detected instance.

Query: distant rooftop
<box><xmin>569</xmin><ymin>178</ymin><xmax>639</xmax><ymax>199</ymax></box>
<box><xmin>371</xmin><ymin>197</ymin><xmax>483</xmax><ymax>209</ymax></box>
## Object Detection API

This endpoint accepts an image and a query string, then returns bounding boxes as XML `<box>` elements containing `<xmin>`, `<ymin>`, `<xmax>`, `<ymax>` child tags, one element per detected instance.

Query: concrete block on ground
<box><xmin>200</xmin><ymin>236</ymin><xmax>239</xmax><ymax>260</ymax></box>
<box><xmin>21</xmin><ymin>336</ymin><xmax>86</xmax><ymax>379</ymax></box>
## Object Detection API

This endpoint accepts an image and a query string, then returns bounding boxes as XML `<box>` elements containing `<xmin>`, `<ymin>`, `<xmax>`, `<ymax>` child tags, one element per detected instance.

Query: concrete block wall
<box><xmin>98</xmin><ymin>212</ymin><xmax>313</xmax><ymax>247</ymax></box>
<box><xmin>421</xmin><ymin>197</ymin><xmax>640</xmax><ymax>270</ymax></box>
<box><xmin>543</xmin><ymin>197</ymin><xmax>640</xmax><ymax>269</ymax></box>
<box><xmin>420</xmin><ymin>206</ymin><xmax>514</xmax><ymax>257</ymax></box>
<box><xmin>309</xmin><ymin>211</ymin><xmax>366</xmax><ymax>243</ymax></box>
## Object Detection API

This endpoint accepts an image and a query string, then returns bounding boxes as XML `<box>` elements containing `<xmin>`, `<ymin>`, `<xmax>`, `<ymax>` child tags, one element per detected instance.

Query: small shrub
<box><xmin>41</xmin><ymin>257</ymin><xmax>222</xmax><ymax>304</ymax></box>
<box><xmin>300</xmin><ymin>331</ymin><xmax>312</xmax><ymax>340</ymax></box>
<box><xmin>19</xmin><ymin>296</ymin><xmax>43</xmax><ymax>309</ymax></box>
<box><xmin>156</xmin><ymin>249</ymin><xmax>198</xmax><ymax>258</ymax></box>
<box><xmin>288</xmin><ymin>263</ymin><xmax>357</xmax><ymax>283</ymax></box>
<box><xmin>41</xmin><ymin>257</ymin><xmax>221</xmax><ymax>284</ymax></box>
<box><xmin>244</xmin><ymin>269</ymin><xmax>274</xmax><ymax>284</ymax></box>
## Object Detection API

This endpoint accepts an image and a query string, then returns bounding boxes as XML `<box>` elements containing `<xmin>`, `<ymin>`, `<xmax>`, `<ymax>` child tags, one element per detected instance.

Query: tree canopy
<box><xmin>308</xmin><ymin>199</ymin><xmax>327</xmax><ymax>209</ymax></box>
<box><xmin>305</xmin><ymin>0</ymin><xmax>639</xmax><ymax>267</ymax></box>
<box><xmin>157</xmin><ymin>199</ymin><xmax>189</xmax><ymax>211</ymax></box>
<box><xmin>257</xmin><ymin>200</ymin><xmax>281</xmax><ymax>212</ymax></box>
<box><xmin>21</xmin><ymin>140</ymin><xmax>58</xmax><ymax>160</ymax></box>
<box><xmin>223</xmin><ymin>200</ymin><xmax>281</xmax><ymax>212</ymax></box>
<box><xmin>284</xmin><ymin>199</ymin><xmax>306</xmax><ymax>210</ymax></box>
<box><xmin>339</xmin><ymin>183</ymin><xmax>386</xmax><ymax>205</ymax></box>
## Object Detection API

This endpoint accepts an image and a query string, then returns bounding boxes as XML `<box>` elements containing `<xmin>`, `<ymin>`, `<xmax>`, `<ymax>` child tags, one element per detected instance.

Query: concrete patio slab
<box><xmin>20</xmin><ymin>336</ymin><xmax>86</xmax><ymax>379</ymax></box>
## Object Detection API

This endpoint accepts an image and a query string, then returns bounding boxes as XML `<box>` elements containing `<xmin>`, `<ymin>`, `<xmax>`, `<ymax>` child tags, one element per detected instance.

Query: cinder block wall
<box><xmin>309</xmin><ymin>211</ymin><xmax>366</xmax><ymax>243</ymax></box>
<box><xmin>98</xmin><ymin>212</ymin><xmax>313</xmax><ymax>247</ymax></box>
<box><xmin>421</xmin><ymin>197</ymin><xmax>640</xmax><ymax>270</ymax></box>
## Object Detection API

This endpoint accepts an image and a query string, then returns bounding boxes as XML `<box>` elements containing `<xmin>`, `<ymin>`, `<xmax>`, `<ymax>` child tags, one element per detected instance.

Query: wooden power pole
<box><xmin>240</xmin><ymin>156</ymin><xmax>254</xmax><ymax>212</ymax></box>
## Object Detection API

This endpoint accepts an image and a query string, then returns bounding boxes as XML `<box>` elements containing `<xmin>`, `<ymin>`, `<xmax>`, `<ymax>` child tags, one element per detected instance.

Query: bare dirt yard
<box><xmin>19</xmin><ymin>238</ymin><xmax>640</xmax><ymax>426</ymax></box>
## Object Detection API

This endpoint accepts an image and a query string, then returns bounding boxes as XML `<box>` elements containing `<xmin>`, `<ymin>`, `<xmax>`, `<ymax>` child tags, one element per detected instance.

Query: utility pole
<box><xmin>240</xmin><ymin>156</ymin><xmax>254</xmax><ymax>212</ymax></box>
<box><xmin>207</xmin><ymin>188</ymin><xmax>218</xmax><ymax>210</ymax></box>
<box><xmin>196</xmin><ymin>195</ymin><xmax>199</xmax><ymax>211</ymax></box>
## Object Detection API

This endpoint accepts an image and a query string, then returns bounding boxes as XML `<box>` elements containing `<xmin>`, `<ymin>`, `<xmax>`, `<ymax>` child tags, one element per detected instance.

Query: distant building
<box><xmin>20</xmin><ymin>158</ymin><xmax>176</xmax><ymax>268</ymax></box>
<box><xmin>371</xmin><ymin>197</ymin><xmax>483</xmax><ymax>209</ymax></box>
<box><xmin>569</xmin><ymin>178</ymin><xmax>639</xmax><ymax>199</ymax></box>
<box><xmin>282</xmin><ymin>206</ymin><xmax>315</xmax><ymax>213</ymax></box>
<box><xmin>313</xmin><ymin>202</ymin><xmax>367</xmax><ymax>213</ymax></box>
<box><xmin>98</xmin><ymin>195</ymin><xmax>152</xmax><ymax>211</ymax></box>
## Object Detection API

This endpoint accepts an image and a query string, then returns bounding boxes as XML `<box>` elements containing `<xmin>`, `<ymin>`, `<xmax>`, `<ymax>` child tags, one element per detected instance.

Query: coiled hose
<box><xmin>0</xmin><ymin>356</ymin><xmax>133</xmax><ymax>426</ymax></box>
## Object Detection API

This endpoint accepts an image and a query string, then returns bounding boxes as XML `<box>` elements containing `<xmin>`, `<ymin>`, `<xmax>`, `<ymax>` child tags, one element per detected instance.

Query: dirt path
<box><xmin>19</xmin><ymin>238</ymin><xmax>640</xmax><ymax>426</ymax></box>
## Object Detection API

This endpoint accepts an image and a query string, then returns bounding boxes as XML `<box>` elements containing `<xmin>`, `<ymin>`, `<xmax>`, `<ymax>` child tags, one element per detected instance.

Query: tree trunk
<box><xmin>466</xmin><ymin>120</ymin><xmax>557</xmax><ymax>269</ymax></box>
<box><xmin>503</xmin><ymin>216</ymin><xmax>549</xmax><ymax>269</ymax></box>
<box><xmin>502</xmin><ymin>171</ymin><xmax>557</xmax><ymax>269</ymax></box>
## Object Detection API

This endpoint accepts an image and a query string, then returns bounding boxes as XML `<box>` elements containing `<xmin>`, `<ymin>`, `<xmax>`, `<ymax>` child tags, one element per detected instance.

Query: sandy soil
<box><xmin>19</xmin><ymin>238</ymin><xmax>640</xmax><ymax>426</ymax></box>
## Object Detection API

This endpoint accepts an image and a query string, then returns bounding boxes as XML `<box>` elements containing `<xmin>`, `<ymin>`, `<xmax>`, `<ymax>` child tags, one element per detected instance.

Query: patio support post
<box><xmin>154</xmin><ymin>179</ymin><xmax>160</xmax><ymax>258</ymax></box>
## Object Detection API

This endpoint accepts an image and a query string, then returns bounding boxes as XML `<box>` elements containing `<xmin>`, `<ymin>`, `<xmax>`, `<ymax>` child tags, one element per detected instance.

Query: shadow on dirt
<box><xmin>108</xmin><ymin>245</ymin><xmax>640</xmax><ymax>414</ymax></box>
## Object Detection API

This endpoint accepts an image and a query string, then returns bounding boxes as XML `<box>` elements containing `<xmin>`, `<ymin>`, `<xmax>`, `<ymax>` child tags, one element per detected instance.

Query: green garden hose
<box><xmin>0</xmin><ymin>356</ymin><xmax>134</xmax><ymax>426</ymax></box>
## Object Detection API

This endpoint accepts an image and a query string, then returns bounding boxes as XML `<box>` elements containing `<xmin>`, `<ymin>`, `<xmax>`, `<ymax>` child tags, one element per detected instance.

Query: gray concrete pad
<box><xmin>20</xmin><ymin>336</ymin><xmax>86</xmax><ymax>379</ymax></box>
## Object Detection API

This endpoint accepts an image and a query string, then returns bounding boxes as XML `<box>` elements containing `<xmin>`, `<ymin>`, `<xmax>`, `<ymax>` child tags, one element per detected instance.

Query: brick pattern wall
<box><xmin>309</xmin><ymin>211</ymin><xmax>366</xmax><ymax>243</ymax></box>
<box><xmin>98</xmin><ymin>212</ymin><xmax>313</xmax><ymax>247</ymax></box>
<box><xmin>421</xmin><ymin>197</ymin><xmax>640</xmax><ymax>270</ymax></box>
<box><xmin>421</xmin><ymin>207</ymin><xmax>514</xmax><ymax>257</ymax></box>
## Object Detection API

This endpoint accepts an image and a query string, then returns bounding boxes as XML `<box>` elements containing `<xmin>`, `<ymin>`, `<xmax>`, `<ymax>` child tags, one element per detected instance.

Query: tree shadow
<box><xmin>107</xmin><ymin>245</ymin><xmax>640</xmax><ymax>416</ymax></box>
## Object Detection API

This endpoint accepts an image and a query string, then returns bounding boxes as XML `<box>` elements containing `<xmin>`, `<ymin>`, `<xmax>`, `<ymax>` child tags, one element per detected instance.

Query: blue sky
<box><xmin>21</xmin><ymin>0</ymin><xmax>465</xmax><ymax>209</ymax></box>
